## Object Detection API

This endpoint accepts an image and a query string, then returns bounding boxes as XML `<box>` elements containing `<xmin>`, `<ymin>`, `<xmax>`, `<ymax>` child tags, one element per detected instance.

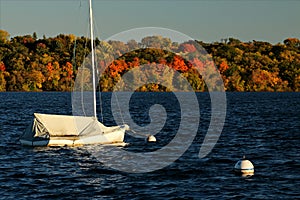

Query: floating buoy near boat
<box><xmin>234</xmin><ymin>155</ymin><xmax>254</xmax><ymax>176</ymax></box>
<box><xmin>147</xmin><ymin>135</ymin><xmax>157</xmax><ymax>142</ymax></box>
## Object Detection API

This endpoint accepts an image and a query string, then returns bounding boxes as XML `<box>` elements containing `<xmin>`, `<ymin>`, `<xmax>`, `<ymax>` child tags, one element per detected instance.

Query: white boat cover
<box><xmin>21</xmin><ymin>113</ymin><xmax>124</xmax><ymax>143</ymax></box>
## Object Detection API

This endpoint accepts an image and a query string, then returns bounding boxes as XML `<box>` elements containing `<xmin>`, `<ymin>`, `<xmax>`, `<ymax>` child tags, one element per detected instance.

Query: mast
<box><xmin>89</xmin><ymin>0</ymin><xmax>97</xmax><ymax>118</ymax></box>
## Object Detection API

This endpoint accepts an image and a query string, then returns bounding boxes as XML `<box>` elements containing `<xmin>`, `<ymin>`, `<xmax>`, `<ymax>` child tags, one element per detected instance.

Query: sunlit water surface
<box><xmin>0</xmin><ymin>92</ymin><xmax>299</xmax><ymax>199</ymax></box>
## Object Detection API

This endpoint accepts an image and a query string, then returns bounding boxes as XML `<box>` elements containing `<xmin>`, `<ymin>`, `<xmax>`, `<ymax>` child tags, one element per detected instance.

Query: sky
<box><xmin>0</xmin><ymin>0</ymin><xmax>299</xmax><ymax>44</ymax></box>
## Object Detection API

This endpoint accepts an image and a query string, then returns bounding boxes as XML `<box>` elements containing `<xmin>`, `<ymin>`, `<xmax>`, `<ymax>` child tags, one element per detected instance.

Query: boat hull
<box><xmin>20</xmin><ymin>113</ymin><xmax>129</xmax><ymax>147</ymax></box>
<box><xmin>20</xmin><ymin>128</ymin><xmax>127</xmax><ymax>147</ymax></box>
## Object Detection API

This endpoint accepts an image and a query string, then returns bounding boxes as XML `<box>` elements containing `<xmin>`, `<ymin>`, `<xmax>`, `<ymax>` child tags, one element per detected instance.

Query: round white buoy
<box><xmin>234</xmin><ymin>156</ymin><xmax>254</xmax><ymax>176</ymax></box>
<box><xmin>147</xmin><ymin>135</ymin><xmax>156</xmax><ymax>142</ymax></box>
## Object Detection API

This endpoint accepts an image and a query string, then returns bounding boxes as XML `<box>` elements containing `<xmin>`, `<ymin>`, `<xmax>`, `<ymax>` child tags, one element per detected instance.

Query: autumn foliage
<box><xmin>0</xmin><ymin>29</ymin><xmax>299</xmax><ymax>92</ymax></box>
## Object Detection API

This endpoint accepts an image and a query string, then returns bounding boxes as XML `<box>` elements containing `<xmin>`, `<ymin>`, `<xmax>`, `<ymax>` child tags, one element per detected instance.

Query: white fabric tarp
<box><xmin>21</xmin><ymin>113</ymin><xmax>103</xmax><ymax>140</ymax></box>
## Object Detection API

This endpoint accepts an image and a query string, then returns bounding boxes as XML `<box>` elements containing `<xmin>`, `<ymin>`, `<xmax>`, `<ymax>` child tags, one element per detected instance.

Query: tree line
<box><xmin>0</xmin><ymin>30</ymin><xmax>299</xmax><ymax>92</ymax></box>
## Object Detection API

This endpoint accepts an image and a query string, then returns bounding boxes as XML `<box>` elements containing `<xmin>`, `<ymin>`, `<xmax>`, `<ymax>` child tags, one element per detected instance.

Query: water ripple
<box><xmin>0</xmin><ymin>92</ymin><xmax>299</xmax><ymax>199</ymax></box>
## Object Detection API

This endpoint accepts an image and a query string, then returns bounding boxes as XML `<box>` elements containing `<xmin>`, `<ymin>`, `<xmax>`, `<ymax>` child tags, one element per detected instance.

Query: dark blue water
<box><xmin>0</xmin><ymin>92</ymin><xmax>299</xmax><ymax>199</ymax></box>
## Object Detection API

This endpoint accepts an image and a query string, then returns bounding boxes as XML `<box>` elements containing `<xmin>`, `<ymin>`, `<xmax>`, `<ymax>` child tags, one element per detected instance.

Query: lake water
<box><xmin>0</xmin><ymin>92</ymin><xmax>299</xmax><ymax>199</ymax></box>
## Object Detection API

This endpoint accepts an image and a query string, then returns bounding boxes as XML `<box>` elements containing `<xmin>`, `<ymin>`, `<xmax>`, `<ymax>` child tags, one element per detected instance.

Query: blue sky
<box><xmin>0</xmin><ymin>0</ymin><xmax>299</xmax><ymax>44</ymax></box>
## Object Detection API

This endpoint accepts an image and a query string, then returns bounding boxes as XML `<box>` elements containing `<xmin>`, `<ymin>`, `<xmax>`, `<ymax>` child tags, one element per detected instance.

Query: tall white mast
<box><xmin>89</xmin><ymin>0</ymin><xmax>97</xmax><ymax>118</ymax></box>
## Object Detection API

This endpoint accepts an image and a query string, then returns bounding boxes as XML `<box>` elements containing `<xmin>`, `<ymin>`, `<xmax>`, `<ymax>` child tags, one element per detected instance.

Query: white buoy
<box><xmin>147</xmin><ymin>135</ymin><xmax>156</xmax><ymax>142</ymax></box>
<box><xmin>234</xmin><ymin>156</ymin><xmax>254</xmax><ymax>176</ymax></box>
<box><xmin>129</xmin><ymin>129</ymin><xmax>156</xmax><ymax>143</ymax></box>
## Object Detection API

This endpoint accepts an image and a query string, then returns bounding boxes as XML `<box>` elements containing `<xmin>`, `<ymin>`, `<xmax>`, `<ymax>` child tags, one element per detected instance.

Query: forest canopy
<box><xmin>0</xmin><ymin>29</ymin><xmax>299</xmax><ymax>92</ymax></box>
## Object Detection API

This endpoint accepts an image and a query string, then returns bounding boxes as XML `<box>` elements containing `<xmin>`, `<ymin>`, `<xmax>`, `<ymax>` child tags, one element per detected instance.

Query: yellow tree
<box><xmin>0</xmin><ymin>30</ymin><xmax>10</xmax><ymax>43</ymax></box>
<box><xmin>250</xmin><ymin>69</ymin><xmax>289</xmax><ymax>91</ymax></box>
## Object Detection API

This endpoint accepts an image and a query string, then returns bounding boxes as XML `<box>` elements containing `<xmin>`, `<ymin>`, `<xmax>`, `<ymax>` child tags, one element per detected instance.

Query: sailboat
<box><xmin>19</xmin><ymin>0</ymin><xmax>129</xmax><ymax>147</ymax></box>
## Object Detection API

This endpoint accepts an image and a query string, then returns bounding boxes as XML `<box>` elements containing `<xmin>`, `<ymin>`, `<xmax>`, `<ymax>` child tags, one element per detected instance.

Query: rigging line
<box><xmin>72</xmin><ymin>0</ymin><xmax>83</xmax><ymax>65</ymax></box>
<box><xmin>95</xmin><ymin>40</ymin><xmax>104</xmax><ymax>122</ymax></box>
<box><xmin>98</xmin><ymin>87</ymin><xmax>103</xmax><ymax>122</ymax></box>
<box><xmin>88</xmin><ymin>3</ymin><xmax>125</xmax><ymax>125</ymax></box>
<box><xmin>95</xmin><ymin>39</ymin><xmax>104</xmax><ymax>122</ymax></box>
<box><xmin>70</xmin><ymin>0</ymin><xmax>83</xmax><ymax>92</ymax></box>
<box><xmin>114</xmin><ymin>92</ymin><xmax>125</xmax><ymax>125</ymax></box>
<box><xmin>71</xmin><ymin>0</ymin><xmax>84</xmax><ymax>116</ymax></box>
<box><xmin>80</xmin><ymin>5</ymin><xmax>91</xmax><ymax>117</ymax></box>
<box><xmin>72</xmin><ymin>38</ymin><xmax>77</xmax><ymax>90</ymax></box>
<box><xmin>92</xmin><ymin>25</ymin><xmax>103</xmax><ymax>121</ymax></box>
<box><xmin>89</xmin><ymin>0</ymin><xmax>97</xmax><ymax>119</ymax></box>
<box><xmin>91</xmin><ymin>12</ymin><xmax>104</xmax><ymax>122</ymax></box>
<box><xmin>94</xmin><ymin>25</ymin><xmax>126</xmax><ymax>125</ymax></box>
<box><xmin>129</xmin><ymin>129</ymin><xmax>151</xmax><ymax>138</ymax></box>
<box><xmin>78</xmin><ymin>0</ymin><xmax>90</xmax><ymax>117</ymax></box>
<box><xmin>91</xmin><ymin>9</ymin><xmax>126</xmax><ymax>126</ymax></box>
